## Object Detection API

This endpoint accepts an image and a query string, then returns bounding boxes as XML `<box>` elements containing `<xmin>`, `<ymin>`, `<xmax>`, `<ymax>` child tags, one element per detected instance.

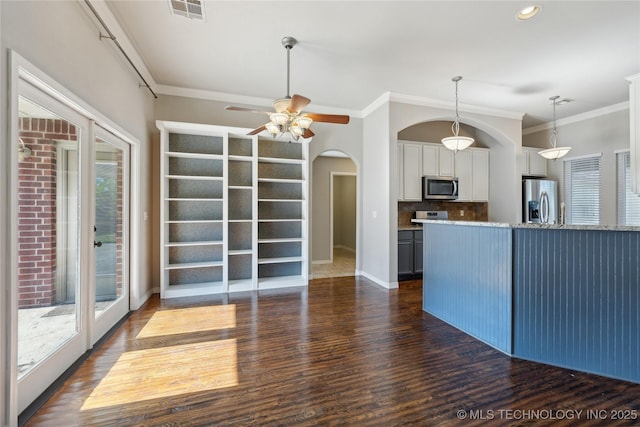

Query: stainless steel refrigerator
<box><xmin>523</xmin><ymin>179</ymin><xmax>558</xmax><ymax>224</ymax></box>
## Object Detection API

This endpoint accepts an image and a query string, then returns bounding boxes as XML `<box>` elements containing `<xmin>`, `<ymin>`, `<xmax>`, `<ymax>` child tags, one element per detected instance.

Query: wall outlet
<box><xmin>372</xmin><ymin>210</ymin><xmax>377</xmax><ymax>218</ymax></box>
<box><xmin>459</xmin><ymin>210</ymin><xmax>464</xmax><ymax>217</ymax></box>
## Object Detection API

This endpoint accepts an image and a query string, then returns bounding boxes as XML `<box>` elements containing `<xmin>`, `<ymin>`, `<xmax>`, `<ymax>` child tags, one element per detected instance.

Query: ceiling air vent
<box><xmin>169</xmin><ymin>0</ymin><xmax>205</xmax><ymax>20</ymax></box>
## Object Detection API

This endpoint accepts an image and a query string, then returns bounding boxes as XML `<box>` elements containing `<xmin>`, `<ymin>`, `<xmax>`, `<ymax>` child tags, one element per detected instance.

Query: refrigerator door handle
<box><xmin>540</xmin><ymin>191</ymin><xmax>549</xmax><ymax>224</ymax></box>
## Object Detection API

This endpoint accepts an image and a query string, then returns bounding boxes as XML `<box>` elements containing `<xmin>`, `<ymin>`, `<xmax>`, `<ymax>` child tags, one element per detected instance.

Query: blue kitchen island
<box><xmin>412</xmin><ymin>219</ymin><xmax>640</xmax><ymax>384</ymax></box>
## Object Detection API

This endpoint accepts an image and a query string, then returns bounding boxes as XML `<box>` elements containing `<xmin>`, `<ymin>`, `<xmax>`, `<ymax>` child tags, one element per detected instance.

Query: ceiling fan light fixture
<box><xmin>290</xmin><ymin>123</ymin><xmax>304</xmax><ymax>137</ymax></box>
<box><xmin>265</xmin><ymin>122</ymin><xmax>279</xmax><ymax>136</ymax></box>
<box><xmin>441</xmin><ymin>76</ymin><xmax>474</xmax><ymax>153</ymax></box>
<box><xmin>538</xmin><ymin>95</ymin><xmax>571</xmax><ymax>160</ymax></box>
<box><xmin>225</xmin><ymin>35</ymin><xmax>349</xmax><ymax>142</ymax></box>
<box><xmin>269</xmin><ymin>112</ymin><xmax>289</xmax><ymax>126</ymax></box>
<box><xmin>295</xmin><ymin>116</ymin><xmax>313</xmax><ymax>130</ymax></box>
<box><xmin>273</xmin><ymin>98</ymin><xmax>290</xmax><ymax>113</ymax></box>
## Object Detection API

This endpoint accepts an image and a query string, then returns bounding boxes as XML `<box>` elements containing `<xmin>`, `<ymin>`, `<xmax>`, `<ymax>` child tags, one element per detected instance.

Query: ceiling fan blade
<box><xmin>304</xmin><ymin>113</ymin><xmax>350</xmax><ymax>124</ymax></box>
<box><xmin>225</xmin><ymin>106</ymin><xmax>271</xmax><ymax>115</ymax></box>
<box><xmin>287</xmin><ymin>94</ymin><xmax>311</xmax><ymax>113</ymax></box>
<box><xmin>247</xmin><ymin>125</ymin><xmax>266</xmax><ymax>135</ymax></box>
<box><xmin>303</xmin><ymin>128</ymin><xmax>315</xmax><ymax>138</ymax></box>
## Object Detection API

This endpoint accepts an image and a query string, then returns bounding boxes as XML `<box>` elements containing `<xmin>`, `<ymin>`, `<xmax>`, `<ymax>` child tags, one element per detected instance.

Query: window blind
<box><xmin>616</xmin><ymin>151</ymin><xmax>640</xmax><ymax>225</ymax></box>
<box><xmin>564</xmin><ymin>155</ymin><xmax>601</xmax><ymax>225</ymax></box>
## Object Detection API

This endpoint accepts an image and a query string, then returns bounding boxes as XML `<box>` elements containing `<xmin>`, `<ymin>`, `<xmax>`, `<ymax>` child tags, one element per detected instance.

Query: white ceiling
<box><xmin>106</xmin><ymin>1</ymin><xmax>640</xmax><ymax>129</ymax></box>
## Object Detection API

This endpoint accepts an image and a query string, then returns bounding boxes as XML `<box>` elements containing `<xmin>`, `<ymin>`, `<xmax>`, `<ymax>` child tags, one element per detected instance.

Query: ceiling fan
<box><xmin>225</xmin><ymin>36</ymin><xmax>350</xmax><ymax>141</ymax></box>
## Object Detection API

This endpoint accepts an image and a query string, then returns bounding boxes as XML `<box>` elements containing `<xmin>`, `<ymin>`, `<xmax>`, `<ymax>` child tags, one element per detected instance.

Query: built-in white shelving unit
<box><xmin>157</xmin><ymin>121</ymin><xmax>308</xmax><ymax>298</ymax></box>
<box><xmin>256</xmin><ymin>139</ymin><xmax>308</xmax><ymax>290</ymax></box>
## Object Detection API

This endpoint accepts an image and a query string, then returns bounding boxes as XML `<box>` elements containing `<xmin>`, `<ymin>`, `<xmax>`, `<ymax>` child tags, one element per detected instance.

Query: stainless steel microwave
<box><xmin>423</xmin><ymin>176</ymin><xmax>458</xmax><ymax>200</ymax></box>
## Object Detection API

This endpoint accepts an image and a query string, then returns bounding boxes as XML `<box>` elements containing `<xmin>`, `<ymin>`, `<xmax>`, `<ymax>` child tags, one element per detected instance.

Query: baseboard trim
<box><xmin>333</xmin><ymin>245</ymin><xmax>356</xmax><ymax>253</ymax></box>
<box><xmin>359</xmin><ymin>271</ymin><xmax>398</xmax><ymax>289</ymax></box>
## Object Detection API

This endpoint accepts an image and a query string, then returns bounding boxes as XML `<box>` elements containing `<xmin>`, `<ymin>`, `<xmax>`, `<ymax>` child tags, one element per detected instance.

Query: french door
<box><xmin>15</xmin><ymin>79</ymin><xmax>131</xmax><ymax>413</ymax></box>
<box><xmin>92</xmin><ymin>127</ymin><xmax>130</xmax><ymax>342</ymax></box>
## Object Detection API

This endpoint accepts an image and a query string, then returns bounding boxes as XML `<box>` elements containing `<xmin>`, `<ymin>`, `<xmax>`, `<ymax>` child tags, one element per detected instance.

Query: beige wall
<box><xmin>334</xmin><ymin>175</ymin><xmax>357</xmax><ymax>252</ymax></box>
<box><xmin>398</xmin><ymin>120</ymin><xmax>484</xmax><ymax>147</ymax></box>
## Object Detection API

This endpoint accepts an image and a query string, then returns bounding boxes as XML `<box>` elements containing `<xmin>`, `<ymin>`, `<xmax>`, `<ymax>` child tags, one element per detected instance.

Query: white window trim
<box><xmin>562</xmin><ymin>152</ymin><xmax>603</xmax><ymax>162</ymax></box>
<box><xmin>616</xmin><ymin>150</ymin><xmax>640</xmax><ymax>226</ymax></box>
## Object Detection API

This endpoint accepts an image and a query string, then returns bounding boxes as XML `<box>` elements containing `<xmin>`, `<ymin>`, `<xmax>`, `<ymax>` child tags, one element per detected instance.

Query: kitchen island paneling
<box><xmin>422</xmin><ymin>223</ymin><xmax>512</xmax><ymax>353</ymax></box>
<box><xmin>513</xmin><ymin>227</ymin><xmax>639</xmax><ymax>383</ymax></box>
<box><xmin>415</xmin><ymin>219</ymin><xmax>640</xmax><ymax>384</ymax></box>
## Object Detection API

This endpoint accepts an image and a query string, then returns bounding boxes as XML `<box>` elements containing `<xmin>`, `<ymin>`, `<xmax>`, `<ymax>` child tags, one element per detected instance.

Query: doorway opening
<box><xmin>311</xmin><ymin>152</ymin><xmax>357</xmax><ymax>279</ymax></box>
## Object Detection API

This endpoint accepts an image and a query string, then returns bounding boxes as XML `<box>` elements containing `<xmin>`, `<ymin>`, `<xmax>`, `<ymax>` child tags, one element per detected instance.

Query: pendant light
<box><xmin>538</xmin><ymin>95</ymin><xmax>572</xmax><ymax>160</ymax></box>
<box><xmin>441</xmin><ymin>76</ymin><xmax>474</xmax><ymax>153</ymax></box>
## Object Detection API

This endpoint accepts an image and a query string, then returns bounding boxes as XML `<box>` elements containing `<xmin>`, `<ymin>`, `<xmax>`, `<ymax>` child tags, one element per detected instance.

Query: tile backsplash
<box><xmin>398</xmin><ymin>201</ymin><xmax>488</xmax><ymax>226</ymax></box>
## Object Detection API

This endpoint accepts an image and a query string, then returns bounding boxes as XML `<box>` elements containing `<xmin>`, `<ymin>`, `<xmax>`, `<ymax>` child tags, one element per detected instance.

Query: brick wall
<box><xmin>18</xmin><ymin>117</ymin><xmax>77</xmax><ymax>308</ymax></box>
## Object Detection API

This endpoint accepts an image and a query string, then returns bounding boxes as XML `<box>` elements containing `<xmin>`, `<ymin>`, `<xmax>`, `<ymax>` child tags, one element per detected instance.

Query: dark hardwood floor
<box><xmin>25</xmin><ymin>278</ymin><xmax>640</xmax><ymax>426</ymax></box>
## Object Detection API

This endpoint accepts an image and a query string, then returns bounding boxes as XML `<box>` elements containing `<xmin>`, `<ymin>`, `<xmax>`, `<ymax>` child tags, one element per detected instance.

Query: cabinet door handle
<box><xmin>94</xmin><ymin>241</ymin><xmax>103</xmax><ymax>248</ymax></box>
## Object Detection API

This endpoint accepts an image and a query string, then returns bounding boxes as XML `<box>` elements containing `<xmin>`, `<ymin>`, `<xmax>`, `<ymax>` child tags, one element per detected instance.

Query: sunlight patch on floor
<box><xmin>81</xmin><ymin>339</ymin><xmax>238</xmax><ymax>410</ymax></box>
<box><xmin>136</xmin><ymin>305</ymin><xmax>236</xmax><ymax>338</ymax></box>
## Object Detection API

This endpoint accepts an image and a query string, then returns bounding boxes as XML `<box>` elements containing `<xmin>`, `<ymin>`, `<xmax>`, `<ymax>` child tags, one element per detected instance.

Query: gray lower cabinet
<box><xmin>398</xmin><ymin>229</ymin><xmax>423</xmax><ymax>280</ymax></box>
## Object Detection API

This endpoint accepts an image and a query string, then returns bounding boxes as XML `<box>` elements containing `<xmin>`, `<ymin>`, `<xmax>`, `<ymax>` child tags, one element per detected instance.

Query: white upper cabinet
<box><xmin>454</xmin><ymin>150</ymin><xmax>472</xmax><ymax>201</ymax></box>
<box><xmin>439</xmin><ymin>147</ymin><xmax>455</xmax><ymax>177</ymax></box>
<box><xmin>398</xmin><ymin>141</ymin><xmax>489</xmax><ymax>202</ymax></box>
<box><xmin>401</xmin><ymin>143</ymin><xmax>423</xmax><ymax>201</ymax></box>
<box><xmin>422</xmin><ymin>144</ymin><xmax>439</xmax><ymax>176</ymax></box>
<box><xmin>454</xmin><ymin>147</ymin><xmax>489</xmax><ymax>202</ymax></box>
<box><xmin>522</xmin><ymin>146</ymin><xmax>547</xmax><ymax>177</ymax></box>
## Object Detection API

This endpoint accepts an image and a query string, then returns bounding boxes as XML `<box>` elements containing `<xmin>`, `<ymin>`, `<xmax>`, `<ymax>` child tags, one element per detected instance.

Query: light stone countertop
<box><xmin>411</xmin><ymin>219</ymin><xmax>640</xmax><ymax>232</ymax></box>
<box><xmin>398</xmin><ymin>225</ymin><xmax>423</xmax><ymax>231</ymax></box>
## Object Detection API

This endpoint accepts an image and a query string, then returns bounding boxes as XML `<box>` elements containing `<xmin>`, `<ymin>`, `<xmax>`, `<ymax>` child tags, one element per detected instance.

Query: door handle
<box><xmin>540</xmin><ymin>191</ymin><xmax>549</xmax><ymax>224</ymax></box>
<box><xmin>94</xmin><ymin>240</ymin><xmax>102</xmax><ymax>248</ymax></box>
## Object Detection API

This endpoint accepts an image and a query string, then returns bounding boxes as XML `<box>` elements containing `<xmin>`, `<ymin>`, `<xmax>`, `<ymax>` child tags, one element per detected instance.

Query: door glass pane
<box><xmin>95</xmin><ymin>138</ymin><xmax>127</xmax><ymax>317</ymax></box>
<box><xmin>17</xmin><ymin>96</ymin><xmax>80</xmax><ymax>378</ymax></box>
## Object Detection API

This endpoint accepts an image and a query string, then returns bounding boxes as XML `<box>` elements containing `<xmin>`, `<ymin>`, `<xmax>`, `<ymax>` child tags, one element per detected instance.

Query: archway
<box><xmin>311</xmin><ymin>150</ymin><xmax>358</xmax><ymax>279</ymax></box>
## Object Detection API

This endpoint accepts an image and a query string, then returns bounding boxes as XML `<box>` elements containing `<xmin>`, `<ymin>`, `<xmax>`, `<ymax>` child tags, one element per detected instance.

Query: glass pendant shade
<box><xmin>273</xmin><ymin>98</ymin><xmax>290</xmax><ymax>113</ymax></box>
<box><xmin>441</xmin><ymin>136</ymin><xmax>474</xmax><ymax>152</ymax></box>
<box><xmin>269</xmin><ymin>112</ymin><xmax>288</xmax><ymax>126</ymax></box>
<box><xmin>265</xmin><ymin>122</ymin><xmax>279</xmax><ymax>136</ymax></box>
<box><xmin>290</xmin><ymin>123</ymin><xmax>303</xmax><ymax>137</ymax></box>
<box><xmin>538</xmin><ymin>146</ymin><xmax>571</xmax><ymax>160</ymax></box>
<box><xmin>295</xmin><ymin>116</ymin><xmax>313</xmax><ymax>130</ymax></box>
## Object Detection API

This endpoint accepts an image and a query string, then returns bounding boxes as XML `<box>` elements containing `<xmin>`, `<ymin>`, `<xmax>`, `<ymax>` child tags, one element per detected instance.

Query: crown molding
<box><xmin>361</xmin><ymin>91</ymin><xmax>524</xmax><ymax>121</ymax></box>
<box><xmin>156</xmin><ymin>84</ymin><xmax>362</xmax><ymax>118</ymax></box>
<box><xmin>522</xmin><ymin>101</ymin><xmax>630</xmax><ymax>135</ymax></box>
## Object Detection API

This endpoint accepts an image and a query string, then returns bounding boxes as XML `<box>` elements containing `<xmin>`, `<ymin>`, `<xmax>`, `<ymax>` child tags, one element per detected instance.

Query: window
<box><xmin>563</xmin><ymin>154</ymin><xmax>601</xmax><ymax>225</ymax></box>
<box><xmin>616</xmin><ymin>151</ymin><xmax>640</xmax><ymax>225</ymax></box>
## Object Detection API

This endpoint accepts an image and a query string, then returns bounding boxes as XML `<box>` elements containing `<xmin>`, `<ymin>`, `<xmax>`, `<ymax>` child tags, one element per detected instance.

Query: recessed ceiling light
<box><xmin>517</xmin><ymin>5</ymin><xmax>541</xmax><ymax>21</ymax></box>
